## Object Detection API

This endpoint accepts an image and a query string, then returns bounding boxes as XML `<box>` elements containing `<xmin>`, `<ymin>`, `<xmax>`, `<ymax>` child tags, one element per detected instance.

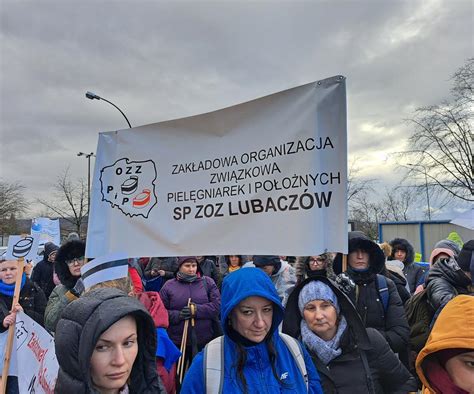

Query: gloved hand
<box><xmin>335</xmin><ymin>273</ymin><xmax>355</xmax><ymax>294</ymax></box>
<box><xmin>179</xmin><ymin>306</ymin><xmax>192</xmax><ymax>320</ymax></box>
<box><xmin>71</xmin><ymin>278</ymin><xmax>85</xmax><ymax>297</ymax></box>
<box><xmin>189</xmin><ymin>302</ymin><xmax>197</xmax><ymax>316</ymax></box>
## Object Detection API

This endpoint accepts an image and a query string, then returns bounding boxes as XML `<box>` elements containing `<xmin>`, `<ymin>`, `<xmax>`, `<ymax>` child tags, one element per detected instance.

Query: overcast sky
<box><xmin>1</xmin><ymin>0</ymin><xmax>472</xmax><ymax>220</ymax></box>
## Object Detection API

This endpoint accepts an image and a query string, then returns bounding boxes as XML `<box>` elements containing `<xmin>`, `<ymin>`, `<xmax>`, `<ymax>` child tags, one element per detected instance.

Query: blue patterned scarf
<box><xmin>301</xmin><ymin>315</ymin><xmax>348</xmax><ymax>365</ymax></box>
<box><xmin>0</xmin><ymin>273</ymin><xmax>26</xmax><ymax>297</ymax></box>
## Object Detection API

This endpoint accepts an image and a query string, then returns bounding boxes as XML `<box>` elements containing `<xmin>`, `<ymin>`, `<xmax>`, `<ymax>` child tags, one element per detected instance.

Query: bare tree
<box><xmin>451</xmin><ymin>57</ymin><xmax>473</xmax><ymax>104</ymax></box>
<box><xmin>37</xmin><ymin>168</ymin><xmax>88</xmax><ymax>237</ymax></box>
<box><xmin>347</xmin><ymin>157</ymin><xmax>375</xmax><ymax>202</ymax></box>
<box><xmin>349</xmin><ymin>193</ymin><xmax>387</xmax><ymax>240</ymax></box>
<box><xmin>399</xmin><ymin>59</ymin><xmax>473</xmax><ymax>202</ymax></box>
<box><xmin>0</xmin><ymin>181</ymin><xmax>29</xmax><ymax>234</ymax></box>
<box><xmin>381</xmin><ymin>186</ymin><xmax>417</xmax><ymax>221</ymax></box>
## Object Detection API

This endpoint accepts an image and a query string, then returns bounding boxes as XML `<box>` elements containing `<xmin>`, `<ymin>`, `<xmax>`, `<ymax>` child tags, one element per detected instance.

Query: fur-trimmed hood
<box><xmin>332</xmin><ymin>232</ymin><xmax>385</xmax><ymax>277</ymax></box>
<box><xmin>295</xmin><ymin>254</ymin><xmax>336</xmax><ymax>281</ymax></box>
<box><xmin>389</xmin><ymin>238</ymin><xmax>415</xmax><ymax>265</ymax></box>
<box><xmin>55</xmin><ymin>240</ymin><xmax>85</xmax><ymax>290</ymax></box>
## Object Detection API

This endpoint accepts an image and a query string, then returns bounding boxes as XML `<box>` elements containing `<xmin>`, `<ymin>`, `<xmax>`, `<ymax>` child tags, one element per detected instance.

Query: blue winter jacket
<box><xmin>181</xmin><ymin>268</ymin><xmax>323</xmax><ymax>393</ymax></box>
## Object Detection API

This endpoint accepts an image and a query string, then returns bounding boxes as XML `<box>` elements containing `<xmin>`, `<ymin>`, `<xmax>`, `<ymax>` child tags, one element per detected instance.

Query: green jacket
<box><xmin>44</xmin><ymin>284</ymin><xmax>77</xmax><ymax>333</ymax></box>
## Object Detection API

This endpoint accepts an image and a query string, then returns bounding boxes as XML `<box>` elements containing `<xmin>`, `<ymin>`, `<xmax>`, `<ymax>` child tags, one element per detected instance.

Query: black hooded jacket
<box><xmin>388</xmin><ymin>238</ymin><xmax>424</xmax><ymax>294</ymax></box>
<box><xmin>283</xmin><ymin>277</ymin><xmax>416</xmax><ymax>393</ymax></box>
<box><xmin>54</xmin><ymin>288</ymin><xmax>165</xmax><ymax>393</ymax></box>
<box><xmin>425</xmin><ymin>257</ymin><xmax>472</xmax><ymax>313</ymax></box>
<box><xmin>341</xmin><ymin>233</ymin><xmax>410</xmax><ymax>357</ymax></box>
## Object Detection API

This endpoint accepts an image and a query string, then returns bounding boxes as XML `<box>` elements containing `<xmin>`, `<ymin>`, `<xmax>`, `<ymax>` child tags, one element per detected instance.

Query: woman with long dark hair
<box><xmin>181</xmin><ymin>267</ymin><xmax>323</xmax><ymax>393</ymax></box>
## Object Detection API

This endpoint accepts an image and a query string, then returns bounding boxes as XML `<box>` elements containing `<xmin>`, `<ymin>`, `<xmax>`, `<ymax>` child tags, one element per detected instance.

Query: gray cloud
<box><xmin>1</xmin><ymin>0</ymin><xmax>472</xmax><ymax>219</ymax></box>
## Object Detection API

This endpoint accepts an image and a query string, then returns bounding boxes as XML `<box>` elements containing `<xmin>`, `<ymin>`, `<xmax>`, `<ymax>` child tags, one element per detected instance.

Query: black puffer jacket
<box><xmin>31</xmin><ymin>259</ymin><xmax>55</xmax><ymax>298</ymax></box>
<box><xmin>0</xmin><ymin>277</ymin><xmax>47</xmax><ymax>331</ymax></box>
<box><xmin>388</xmin><ymin>238</ymin><xmax>424</xmax><ymax>293</ymax></box>
<box><xmin>425</xmin><ymin>257</ymin><xmax>471</xmax><ymax>313</ymax></box>
<box><xmin>283</xmin><ymin>277</ymin><xmax>417</xmax><ymax>394</ymax></box>
<box><xmin>343</xmin><ymin>233</ymin><xmax>410</xmax><ymax>357</ymax></box>
<box><xmin>31</xmin><ymin>241</ymin><xmax>59</xmax><ymax>298</ymax></box>
<box><xmin>54</xmin><ymin>288</ymin><xmax>165</xmax><ymax>393</ymax></box>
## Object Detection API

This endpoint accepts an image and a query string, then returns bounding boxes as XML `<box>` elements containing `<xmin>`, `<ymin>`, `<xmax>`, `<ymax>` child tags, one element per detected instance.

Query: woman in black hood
<box><xmin>388</xmin><ymin>238</ymin><xmax>424</xmax><ymax>294</ymax></box>
<box><xmin>44</xmin><ymin>240</ymin><xmax>86</xmax><ymax>333</ymax></box>
<box><xmin>54</xmin><ymin>287</ymin><xmax>165</xmax><ymax>393</ymax></box>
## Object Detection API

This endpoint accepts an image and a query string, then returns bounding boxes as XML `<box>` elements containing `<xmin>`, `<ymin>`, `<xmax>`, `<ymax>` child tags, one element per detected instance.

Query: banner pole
<box><xmin>0</xmin><ymin>257</ymin><xmax>25</xmax><ymax>393</ymax></box>
<box><xmin>342</xmin><ymin>254</ymin><xmax>347</xmax><ymax>272</ymax></box>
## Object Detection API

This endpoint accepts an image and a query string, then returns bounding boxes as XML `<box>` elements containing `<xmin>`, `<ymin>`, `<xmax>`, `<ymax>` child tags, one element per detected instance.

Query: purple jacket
<box><xmin>160</xmin><ymin>276</ymin><xmax>220</xmax><ymax>347</ymax></box>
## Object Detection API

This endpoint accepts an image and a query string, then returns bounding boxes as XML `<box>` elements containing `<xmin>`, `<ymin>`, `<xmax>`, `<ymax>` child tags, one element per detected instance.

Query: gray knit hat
<box><xmin>298</xmin><ymin>281</ymin><xmax>340</xmax><ymax>315</ymax></box>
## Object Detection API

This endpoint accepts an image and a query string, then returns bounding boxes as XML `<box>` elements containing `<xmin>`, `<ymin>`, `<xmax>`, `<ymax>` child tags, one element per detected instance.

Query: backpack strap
<box><xmin>203</xmin><ymin>335</ymin><xmax>225</xmax><ymax>394</ymax></box>
<box><xmin>279</xmin><ymin>333</ymin><xmax>309</xmax><ymax>392</ymax></box>
<box><xmin>376</xmin><ymin>274</ymin><xmax>389</xmax><ymax>313</ymax></box>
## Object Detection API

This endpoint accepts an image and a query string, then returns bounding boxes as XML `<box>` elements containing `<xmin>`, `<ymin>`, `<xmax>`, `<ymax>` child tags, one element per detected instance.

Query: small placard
<box><xmin>5</xmin><ymin>234</ymin><xmax>41</xmax><ymax>261</ymax></box>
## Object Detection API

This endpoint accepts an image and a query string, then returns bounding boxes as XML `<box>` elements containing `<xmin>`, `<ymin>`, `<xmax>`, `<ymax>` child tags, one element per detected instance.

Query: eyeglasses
<box><xmin>309</xmin><ymin>257</ymin><xmax>326</xmax><ymax>264</ymax></box>
<box><xmin>66</xmin><ymin>257</ymin><xmax>85</xmax><ymax>266</ymax></box>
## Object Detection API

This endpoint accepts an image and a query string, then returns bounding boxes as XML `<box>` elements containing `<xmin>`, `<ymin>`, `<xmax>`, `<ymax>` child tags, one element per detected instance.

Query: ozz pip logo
<box><xmin>100</xmin><ymin>158</ymin><xmax>158</xmax><ymax>218</ymax></box>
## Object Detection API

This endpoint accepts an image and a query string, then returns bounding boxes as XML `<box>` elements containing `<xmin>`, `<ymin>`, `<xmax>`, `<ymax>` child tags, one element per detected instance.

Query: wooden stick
<box><xmin>177</xmin><ymin>319</ymin><xmax>189</xmax><ymax>378</ymax></box>
<box><xmin>178</xmin><ymin>321</ymin><xmax>189</xmax><ymax>383</ymax></box>
<box><xmin>177</xmin><ymin>298</ymin><xmax>191</xmax><ymax>381</ymax></box>
<box><xmin>342</xmin><ymin>254</ymin><xmax>347</xmax><ymax>272</ymax></box>
<box><xmin>0</xmin><ymin>258</ymin><xmax>25</xmax><ymax>393</ymax></box>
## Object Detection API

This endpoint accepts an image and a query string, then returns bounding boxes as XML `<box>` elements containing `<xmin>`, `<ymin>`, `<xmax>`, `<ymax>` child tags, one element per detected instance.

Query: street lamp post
<box><xmin>408</xmin><ymin>163</ymin><xmax>431</xmax><ymax>220</ymax></box>
<box><xmin>85</xmin><ymin>91</ymin><xmax>132</xmax><ymax>128</ymax></box>
<box><xmin>77</xmin><ymin>152</ymin><xmax>95</xmax><ymax>214</ymax></box>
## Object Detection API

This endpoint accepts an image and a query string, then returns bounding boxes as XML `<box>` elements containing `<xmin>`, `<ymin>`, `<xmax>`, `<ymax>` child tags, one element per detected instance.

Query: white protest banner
<box><xmin>86</xmin><ymin>76</ymin><xmax>348</xmax><ymax>258</ymax></box>
<box><xmin>5</xmin><ymin>234</ymin><xmax>40</xmax><ymax>261</ymax></box>
<box><xmin>0</xmin><ymin>312</ymin><xmax>58</xmax><ymax>393</ymax></box>
<box><xmin>31</xmin><ymin>218</ymin><xmax>61</xmax><ymax>246</ymax></box>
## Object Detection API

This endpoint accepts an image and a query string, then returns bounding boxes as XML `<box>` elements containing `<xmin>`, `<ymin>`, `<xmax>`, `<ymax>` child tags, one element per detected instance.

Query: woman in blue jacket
<box><xmin>181</xmin><ymin>267</ymin><xmax>323</xmax><ymax>393</ymax></box>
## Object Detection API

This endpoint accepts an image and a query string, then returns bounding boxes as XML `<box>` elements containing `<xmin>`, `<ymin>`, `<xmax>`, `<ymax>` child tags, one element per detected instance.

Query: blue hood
<box><xmin>220</xmin><ymin>267</ymin><xmax>284</xmax><ymax>336</ymax></box>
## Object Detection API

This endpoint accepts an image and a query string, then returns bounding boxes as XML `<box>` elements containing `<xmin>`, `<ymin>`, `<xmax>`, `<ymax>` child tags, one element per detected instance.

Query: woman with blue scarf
<box><xmin>283</xmin><ymin>276</ymin><xmax>417</xmax><ymax>393</ymax></box>
<box><xmin>0</xmin><ymin>258</ymin><xmax>47</xmax><ymax>393</ymax></box>
<box><xmin>0</xmin><ymin>258</ymin><xmax>47</xmax><ymax>330</ymax></box>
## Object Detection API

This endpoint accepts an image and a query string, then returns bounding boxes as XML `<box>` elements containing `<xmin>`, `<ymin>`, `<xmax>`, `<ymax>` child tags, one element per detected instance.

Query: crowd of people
<box><xmin>0</xmin><ymin>230</ymin><xmax>472</xmax><ymax>393</ymax></box>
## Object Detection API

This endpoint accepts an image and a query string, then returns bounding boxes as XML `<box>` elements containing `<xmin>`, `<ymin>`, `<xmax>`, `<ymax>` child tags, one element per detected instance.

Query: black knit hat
<box><xmin>177</xmin><ymin>256</ymin><xmax>198</xmax><ymax>267</ymax></box>
<box><xmin>434</xmin><ymin>239</ymin><xmax>461</xmax><ymax>258</ymax></box>
<box><xmin>457</xmin><ymin>240</ymin><xmax>474</xmax><ymax>273</ymax></box>
<box><xmin>44</xmin><ymin>242</ymin><xmax>59</xmax><ymax>257</ymax></box>
<box><xmin>253</xmin><ymin>255</ymin><xmax>280</xmax><ymax>267</ymax></box>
